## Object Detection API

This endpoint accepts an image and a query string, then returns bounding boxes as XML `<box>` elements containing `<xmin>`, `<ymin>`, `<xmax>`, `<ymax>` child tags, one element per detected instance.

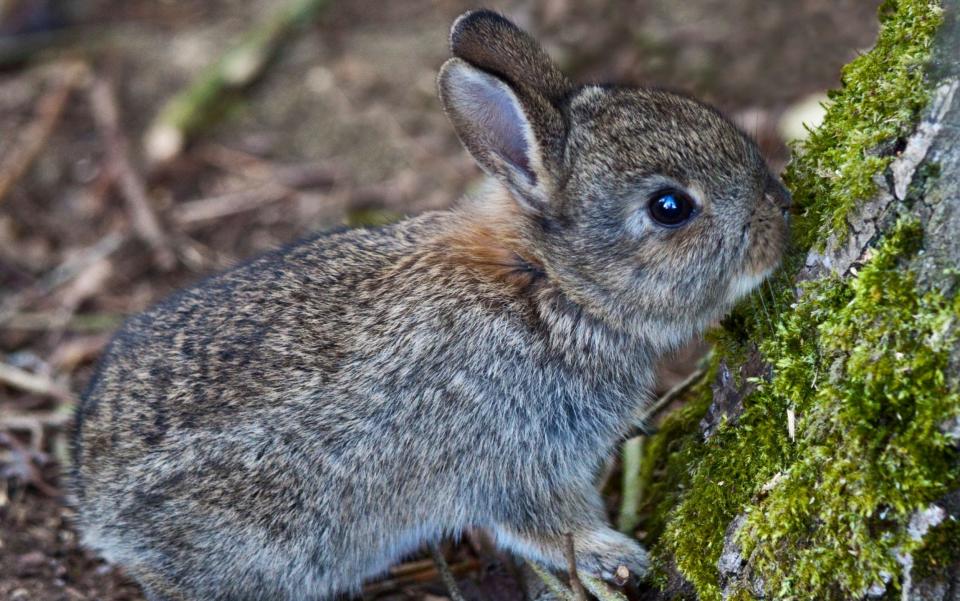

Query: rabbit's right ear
<box><xmin>439</xmin><ymin>58</ymin><xmax>565</xmax><ymax>214</ymax></box>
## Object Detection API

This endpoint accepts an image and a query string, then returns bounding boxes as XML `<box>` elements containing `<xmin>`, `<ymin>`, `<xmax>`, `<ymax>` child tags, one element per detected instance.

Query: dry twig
<box><xmin>0</xmin><ymin>362</ymin><xmax>74</xmax><ymax>404</ymax></box>
<box><xmin>635</xmin><ymin>363</ymin><xmax>710</xmax><ymax>427</ymax></box>
<box><xmin>0</xmin><ymin>432</ymin><xmax>60</xmax><ymax>497</ymax></box>
<box><xmin>1</xmin><ymin>410</ymin><xmax>72</xmax><ymax>452</ymax></box>
<box><xmin>197</xmin><ymin>144</ymin><xmax>343</xmax><ymax>189</ymax></box>
<box><xmin>581</xmin><ymin>574</ymin><xmax>628</xmax><ymax>601</ymax></box>
<box><xmin>88</xmin><ymin>76</ymin><xmax>176</xmax><ymax>269</ymax></box>
<box><xmin>527</xmin><ymin>561</ymin><xmax>577</xmax><ymax>601</ymax></box>
<box><xmin>528</xmin><ymin>560</ymin><xmax>631</xmax><ymax>601</ymax></box>
<box><xmin>387</xmin><ymin>558</ymin><xmax>435</xmax><ymax>577</ymax></box>
<box><xmin>173</xmin><ymin>184</ymin><xmax>293</xmax><ymax>226</ymax></box>
<box><xmin>0</xmin><ymin>60</ymin><xmax>87</xmax><ymax>203</ymax></box>
<box><xmin>173</xmin><ymin>146</ymin><xmax>342</xmax><ymax>228</ymax></box>
<box><xmin>431</xmin><ymin>544</ymin><xmax>468</xmax><ymax>601</ymax></box>
<box><xmin>362</xmin><ymin>557</ymin><xmax>479</xmax><ymax>596</ymax></box>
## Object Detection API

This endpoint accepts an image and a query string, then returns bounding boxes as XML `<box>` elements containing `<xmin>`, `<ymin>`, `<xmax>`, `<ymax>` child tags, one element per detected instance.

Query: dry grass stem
<box><xmin>564</xmin><ymin>534</ymin><xmax>589</xmax><ymax>601</ymax></box>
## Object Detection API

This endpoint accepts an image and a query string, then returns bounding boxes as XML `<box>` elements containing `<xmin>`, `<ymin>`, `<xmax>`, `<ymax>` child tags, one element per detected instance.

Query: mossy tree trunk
<box><xmin>640</xmin><ymin>1</ymin><xmax>960</xmax><ymax>600</ymax></box>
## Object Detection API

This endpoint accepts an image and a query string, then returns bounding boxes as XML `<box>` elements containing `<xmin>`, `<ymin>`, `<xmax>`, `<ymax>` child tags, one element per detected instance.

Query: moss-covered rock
<box><xmin>640</xmin><ymin>1</ymin><xmax>960</xmax><ymax>599</ymax></box>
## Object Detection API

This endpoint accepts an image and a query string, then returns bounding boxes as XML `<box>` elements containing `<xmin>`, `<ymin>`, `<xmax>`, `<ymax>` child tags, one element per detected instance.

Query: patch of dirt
<box><xmin>0</xmin><ymin>486</ymin><xmax>143</xmax><ymax>601</ymax></box>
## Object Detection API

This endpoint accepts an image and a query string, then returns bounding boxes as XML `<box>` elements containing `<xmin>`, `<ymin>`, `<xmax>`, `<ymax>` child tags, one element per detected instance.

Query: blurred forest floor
<box><xmin>0</xmin><ymin>1</ymin><xmax>881</xmax><ymax>599</ymax></box>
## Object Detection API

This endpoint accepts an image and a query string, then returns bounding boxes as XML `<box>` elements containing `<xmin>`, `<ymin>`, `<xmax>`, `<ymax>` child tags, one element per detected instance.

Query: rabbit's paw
<box><xmin>574</xmin><ymin>529</ymin><xmax>649</xmax><ymax>583</ymax></box>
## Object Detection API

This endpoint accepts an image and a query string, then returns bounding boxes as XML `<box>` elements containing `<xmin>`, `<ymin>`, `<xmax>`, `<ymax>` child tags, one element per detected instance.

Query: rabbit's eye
<box><xmin>648</xmin><ymin>190</ymin><xmax>695</xmax><ymax>227</ymax></box>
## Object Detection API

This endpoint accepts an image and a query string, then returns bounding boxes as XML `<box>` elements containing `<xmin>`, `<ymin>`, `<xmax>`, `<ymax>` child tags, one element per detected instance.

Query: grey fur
<box><xmin>71</xmin><ymin>9</ymin><xmax>790</xmax><ymax>601</ymax></box>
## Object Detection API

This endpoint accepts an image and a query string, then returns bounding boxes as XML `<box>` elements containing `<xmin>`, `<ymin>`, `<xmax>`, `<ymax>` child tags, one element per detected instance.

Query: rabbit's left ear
<box><xmin>449</xmin><ymin>10</ymin><xmax>571</xmax><ymax>106</ymax></box>
<box><xmin>438</xmin><ymin>58</ymin><xmax>563</xmax><ymax>215</ymax></box>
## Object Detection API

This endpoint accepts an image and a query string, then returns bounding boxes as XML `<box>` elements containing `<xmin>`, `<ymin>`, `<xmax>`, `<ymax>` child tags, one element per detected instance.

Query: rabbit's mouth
<box><xmin>725</xmin><ymin>265</ymin><xmax>775</xmax><ymax>305</ymax></box>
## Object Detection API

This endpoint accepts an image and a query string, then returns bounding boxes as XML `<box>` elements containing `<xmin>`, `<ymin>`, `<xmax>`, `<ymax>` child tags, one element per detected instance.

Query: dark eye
<box><xmin>648</xmin><ymin>190</ymin><xmax>696</xmax><ymax>227</ymax></box>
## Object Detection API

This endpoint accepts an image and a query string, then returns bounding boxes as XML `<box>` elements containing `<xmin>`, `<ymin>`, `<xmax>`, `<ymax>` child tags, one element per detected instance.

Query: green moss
<box><xmin>911</xmin><ymin>514</ymin><xmax>960</xmax><ymax>581</ymax></box>
<box><xmin>652</xmin><ymin>219</ymin><xmax>960</xmax><ymax>600</ymax></box>
<box><xmin>784</xmin><ymin>0</ymin><xmax>943</xmax><ymax>248</ymax></box>
<box><xmin>735</xmin><ymin>220</ymin><xmax>960</xmax><ymax>599</ymax></box>
<box><xmin>640</xmin><ymin>2</ymin><xmax>960</xmax><ymax>599</ymax></box>
<box><xmin>640</xmin><ymin>366</ymin><xmax>717</xmax><ymax>548</ymax></box>
<box><xmin>657</xmin><ymin>362</ymin><xmax>793</xmax><ymax>601</ymax></box>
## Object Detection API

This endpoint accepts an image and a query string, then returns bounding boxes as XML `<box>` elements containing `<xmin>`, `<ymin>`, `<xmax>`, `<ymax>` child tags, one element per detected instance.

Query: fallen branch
<box><xmin>0</xmin><ymin>60</ymin><xmax>87</xmax><ymax>203</ymax></box>
<box><xmin>88</xmin><ymin>76</ymin><xmax>176</xmax><ymax>270</ymax></box>
<box><xmin>144</xmin><ymin>0</ymin><xmax>333</xmax><ymax>163</ymax></box>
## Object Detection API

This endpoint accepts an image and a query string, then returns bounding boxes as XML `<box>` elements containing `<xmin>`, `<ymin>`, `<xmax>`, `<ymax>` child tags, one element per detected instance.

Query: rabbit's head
<box><xmin>439</xmin><ymin>10</ymin><xmax>790</xmax><ymax>349</ymax></box>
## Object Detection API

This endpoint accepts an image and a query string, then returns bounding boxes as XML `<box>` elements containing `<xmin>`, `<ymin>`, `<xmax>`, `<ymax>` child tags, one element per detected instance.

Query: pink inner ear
<box><xmin>459</xmin><ymin>76</ymin><xmax>533</xmax><ymax>180</ymax></box>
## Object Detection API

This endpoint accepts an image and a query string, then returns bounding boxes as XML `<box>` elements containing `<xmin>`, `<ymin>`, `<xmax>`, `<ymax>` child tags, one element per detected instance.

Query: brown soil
<box><xmin>0</xmin><ymin>0</ymin><xmax>881</xmax><ymax>598</ymax></box>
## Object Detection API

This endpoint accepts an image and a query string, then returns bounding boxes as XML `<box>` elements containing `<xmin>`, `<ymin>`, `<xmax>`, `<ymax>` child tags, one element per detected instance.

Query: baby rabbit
<box><xmin>71</xmin><ymin>9</ymin><xmax>790</xmax><ymax>601</ymax></box>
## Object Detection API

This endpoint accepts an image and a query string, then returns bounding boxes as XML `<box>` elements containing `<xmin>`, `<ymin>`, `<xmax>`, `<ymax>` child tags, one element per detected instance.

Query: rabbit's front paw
<box><xmin>574</xmin><ymin>529</ymin><xmax>650</xmax><ymax>583</ymax></box>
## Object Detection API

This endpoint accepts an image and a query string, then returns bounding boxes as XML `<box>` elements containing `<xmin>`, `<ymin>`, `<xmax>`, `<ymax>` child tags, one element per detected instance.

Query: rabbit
<box><xmin>70</xmin><ymin>9</ymin><xmax>791</xmax><ymax>601</ymax></box>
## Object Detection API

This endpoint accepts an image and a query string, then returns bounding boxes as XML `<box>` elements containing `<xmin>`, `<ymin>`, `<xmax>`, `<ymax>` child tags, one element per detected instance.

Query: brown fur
<box><xmin>439</xmin><ymin>189</ymin><xmax>546</xmax><ymax>295</ymax></box>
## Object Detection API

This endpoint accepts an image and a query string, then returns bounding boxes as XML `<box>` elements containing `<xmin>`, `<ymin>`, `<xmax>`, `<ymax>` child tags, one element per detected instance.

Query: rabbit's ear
<box><xmin>449</xmin><ymin>10</ymin><xmax>571</xmax><ymax>106</ymax></box>
<box><xmin>439</xmin><ymin>58</ymin><xmax>563</xmax><ymax>214</ymax></box>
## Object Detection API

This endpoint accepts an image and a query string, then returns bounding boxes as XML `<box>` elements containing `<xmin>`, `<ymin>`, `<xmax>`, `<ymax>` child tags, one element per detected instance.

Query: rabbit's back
<box><xmin>73</xmin><ymin>217</ymin><xmax>436</xmax><ymax>495</ymax></box>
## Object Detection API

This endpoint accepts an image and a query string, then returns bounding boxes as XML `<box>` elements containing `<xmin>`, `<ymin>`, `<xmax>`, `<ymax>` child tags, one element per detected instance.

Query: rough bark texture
<box><xmin>639</xmin><ymin>1</ymin><xmax>960</xmax><ymax>600</ymax></box>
